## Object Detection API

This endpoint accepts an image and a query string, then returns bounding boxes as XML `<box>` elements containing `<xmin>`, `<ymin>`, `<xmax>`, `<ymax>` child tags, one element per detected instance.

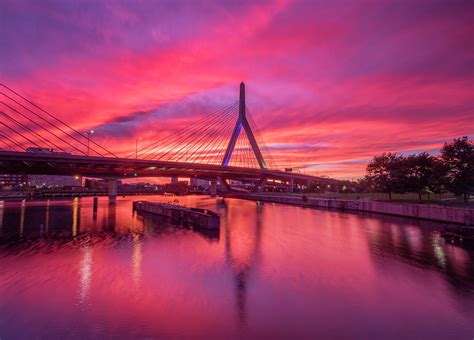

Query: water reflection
<box><xmin>78</xmin><ymin>245</ymin><xmax>92</xmax><ymax>305</ymax></box>
<box><xmin>0</xmin><ymin>196</ymin><xmax>473</xmax><ymax>338</ymax></box>
<box><xmin>19</xmin><ymin>200</ymin><xmax>25</xmax><ymax>237</ymax></box>
<box><xmin>72</xmin><ymin>197</ymin><xmax>79</xmax><ymax>237</ymax></box>
<box><xmin>44</xmin><ymin>199</ymin><xmax>50</xmax><ymax>234</ymax></box>
<box><xmin>220</xmin><ymin>198</ymin><xmax>262</xmax><ymax>329</ymax></box>
<box><xmin>131</xmin><ymin>233</ymin><xmax>142</xmax><ymax>289</ymax></box>
<box><xmin>107</xmin><ymin>201</ymin><xmax>116</xmax><ymax>231</ymax></box>
<box><xmin>0</xmin><ymin>201</ymin><xmax>4</xmax><ymax>235</ymax></box>
<box><xmin>362</xmin><ymin>215</ymin><xmax>474</xmax><ymax>295</ymax></box>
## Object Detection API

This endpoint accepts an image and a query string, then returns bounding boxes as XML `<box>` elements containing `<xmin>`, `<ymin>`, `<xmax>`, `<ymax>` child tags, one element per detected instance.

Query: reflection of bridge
<box><xmin>220</xmin><ymin>198</ymin><xmax>262</xmax><ymax>328</ymax></box>
<box><xmin>0</xmin><ymin>82</ymin><xmax>333</xmax><ymax>197</ymax></box>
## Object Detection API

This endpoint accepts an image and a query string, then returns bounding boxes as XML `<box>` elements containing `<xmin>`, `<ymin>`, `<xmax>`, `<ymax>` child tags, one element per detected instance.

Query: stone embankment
<box><xmin>224</xmin><ymin>193</ymin><xmax>474</xmax><ymax>226</ymax></box>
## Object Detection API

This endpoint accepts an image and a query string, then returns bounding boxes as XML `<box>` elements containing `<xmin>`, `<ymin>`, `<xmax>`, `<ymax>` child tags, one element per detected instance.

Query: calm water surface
<box><xmin>0</xmin><ymin>195</ymin><xmax>473</xmax><ymax>338</ymax></box>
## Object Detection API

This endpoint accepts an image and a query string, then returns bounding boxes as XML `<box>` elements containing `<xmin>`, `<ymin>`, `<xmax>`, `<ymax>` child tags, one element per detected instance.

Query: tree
<box><xmin>441</xmin><ymin>137</ymin><xmax>474</xmax><ymax>203</ymax></box>
<box><xmin>356</xmin><ymin>177</ymin><xmax>372</xmax><ymax>193</ymax></box>
<box><xmin>403</xmin><ymin>152</ymin><xmax>437</xmax><ymax>200</ymax></box>
<box><xmin>427</xmin><ymin>158</ymin><xmax>449</xmax><ymax>195</ymax></box>
<box><xmin>366</xmin><ymin>153</ymin><xmax>404</xmax><ymax>199</ymax></box>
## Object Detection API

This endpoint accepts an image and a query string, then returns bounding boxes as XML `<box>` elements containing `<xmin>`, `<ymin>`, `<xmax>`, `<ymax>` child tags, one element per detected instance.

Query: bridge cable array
<box><xmin>245</xmin><ymin>106</ymin><xmax>277</xmax><ymax>169</ymax></box>
<box><xmin>0</xmin><ymin>84</ymin><xmax>117</xmax><ymax>157</ymax></box>
<box><xmin>133</xmin><ymin>101</ymin><xmax>277</xmax><ymax>169</ymax></box>
<box><xmin>0</xmin><ymin>83</ymin><xmax>277</xmax><ymax>169</ymax></box>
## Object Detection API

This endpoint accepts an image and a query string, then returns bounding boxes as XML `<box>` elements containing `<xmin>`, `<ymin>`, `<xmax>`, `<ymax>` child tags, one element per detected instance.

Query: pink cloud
<box><xmin>1</xmin><ymin>0</ymin><xmax>473</xmax><ymax>178</ymax></box>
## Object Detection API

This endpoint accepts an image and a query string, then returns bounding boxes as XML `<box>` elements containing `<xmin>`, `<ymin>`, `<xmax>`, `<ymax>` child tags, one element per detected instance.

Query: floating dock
<box><xmin>133</xmin><ymin>201</ymin><xmax>220</xmax><ymax>230</ymax></box>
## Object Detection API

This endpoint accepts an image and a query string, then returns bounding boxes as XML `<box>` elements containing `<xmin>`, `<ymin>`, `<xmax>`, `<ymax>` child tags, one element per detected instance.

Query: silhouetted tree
<box><xmin>404</xmin><ymin>152</ymin><xmax>437</xmax><ymax>200</ymax></box>
<box><xmin>427</xmin><ymin>158</ymin><xmax>449</xmax><ymax>195</ymax></box>
<box><xmin>441</xmin><ymin>137</ymin><xmax>474</xmax><ymax>202</ymax></box>
<box><xmin>356</xmin><ymin>177</ymin><xmax>372</xmax><ymax>193</ymax></box>
<box><xmin>366</xmin><ymin>153</ymin><xmax>403</xmax><ymax>199</ymax></box>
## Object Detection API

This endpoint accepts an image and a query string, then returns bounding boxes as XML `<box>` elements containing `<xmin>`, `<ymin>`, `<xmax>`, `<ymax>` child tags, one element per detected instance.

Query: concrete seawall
<box><xmin>225</xmin><ymin>193</ymin><xmax>474</xmax><ymax>226</ymax></box>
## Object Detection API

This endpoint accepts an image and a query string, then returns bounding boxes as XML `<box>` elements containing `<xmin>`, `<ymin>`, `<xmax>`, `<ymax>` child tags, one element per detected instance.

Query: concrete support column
<box><xmin>108</xmin><ymin>179</ymin><xmax>118</xmax><ymax>201</ymax></box>
<box><xmin>210</xmin><ymin>180</ymin><xmax>217</xmax><ymax>197</ymax></box>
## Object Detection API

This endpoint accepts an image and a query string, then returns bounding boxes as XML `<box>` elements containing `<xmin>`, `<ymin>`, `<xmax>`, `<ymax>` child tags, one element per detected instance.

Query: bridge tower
<box><xmin>222</xmin><ymin>82</ymin><xmax>267</xmax><ymax>169</ymax></box>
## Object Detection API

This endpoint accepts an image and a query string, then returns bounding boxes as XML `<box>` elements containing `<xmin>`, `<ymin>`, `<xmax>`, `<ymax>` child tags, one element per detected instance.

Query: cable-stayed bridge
<box><xmin>0</xmin><ymin>82</ymin><xmax>336</xmax><ymax>197</ymax></box>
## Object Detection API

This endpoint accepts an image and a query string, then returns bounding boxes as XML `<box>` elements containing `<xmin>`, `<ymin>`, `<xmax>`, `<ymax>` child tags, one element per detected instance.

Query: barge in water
<box><xmin>133</xmin><ymin>201</ymin><xmax>220</xmax><ymax>230</ymax></box>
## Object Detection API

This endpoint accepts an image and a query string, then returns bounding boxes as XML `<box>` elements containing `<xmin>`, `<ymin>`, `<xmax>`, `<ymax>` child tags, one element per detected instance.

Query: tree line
<box><xmin>364</xmin><ymin>137</ymin><xmax>474</xmax><ymax>202</ymax></box>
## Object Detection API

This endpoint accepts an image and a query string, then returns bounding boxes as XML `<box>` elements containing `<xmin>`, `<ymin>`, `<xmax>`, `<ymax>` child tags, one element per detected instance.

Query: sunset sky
<box><xmin>1</xmin><ymin>0</ymin><xmax>473</xmax><ymax>179</ymax></box>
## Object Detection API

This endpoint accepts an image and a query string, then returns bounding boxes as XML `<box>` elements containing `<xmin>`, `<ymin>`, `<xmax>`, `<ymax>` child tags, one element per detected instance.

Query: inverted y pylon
<box><xmin>222</xmin><ymin>82</ymin><xmax>267</xmax><ymax>169</ymax></box>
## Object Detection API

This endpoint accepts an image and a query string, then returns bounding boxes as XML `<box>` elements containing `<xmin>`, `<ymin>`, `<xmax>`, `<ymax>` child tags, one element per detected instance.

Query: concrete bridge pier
<box><xmin>210</xmin><ymin>180</ymin><xmax>217</xmax><ymax>197</ymax></box>
<box><xmin>108</xmin><ymin>179</ymin><xmax>118</xmax><ymax>202</ymax></box>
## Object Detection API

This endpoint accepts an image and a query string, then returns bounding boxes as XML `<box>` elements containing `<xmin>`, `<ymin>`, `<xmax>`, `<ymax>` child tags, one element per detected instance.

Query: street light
<box><xmin>86</xmin><ymin>130</ymin><xmax>94</xmax><ymax>156</ymax></box>
<box><xmin>136</xmin><ymin>137</ymin><xmax>142</xmax><ymax>159</ymax></box>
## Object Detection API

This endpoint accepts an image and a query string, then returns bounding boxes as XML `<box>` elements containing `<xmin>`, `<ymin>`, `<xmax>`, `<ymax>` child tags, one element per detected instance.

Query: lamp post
<box><xmin>136</xmin><ymin>137</ymin><xmax>142</xmax><ymax>159</ymax></box>
<box><xmin>86</xmin><ymin>130</ymin><xmax>94</xmax><ymax>156</ymax></box>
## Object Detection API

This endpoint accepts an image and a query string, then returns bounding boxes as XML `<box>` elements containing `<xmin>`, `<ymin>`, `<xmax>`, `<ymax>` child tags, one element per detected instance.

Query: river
<box><xmin>0</xmin><ymin>195</ymin><xmax>473</xmax><ymax>338</ymax></box>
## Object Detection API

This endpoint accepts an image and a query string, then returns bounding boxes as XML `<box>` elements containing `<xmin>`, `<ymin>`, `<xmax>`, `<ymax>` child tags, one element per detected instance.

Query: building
<box><xmin>28</xmin><ymin>175</ymin><xmax>82</xmax><ymax>188</ymax></box>
<box><xmin>0</xmin><ymin>174</ymin><xmax>28</xmax><ymax>190</ymax></box>
<box><xmin>190</xmin><ymin>178</ymin><xmax>210</xmax><ymax>188</ymax></box>
<box><xmin>85</xmin><ymin>179</ymin><xmax>122</xmax><ymax>189</ymax></box>
<box><xmin>164</xmin><ymin>181</ymin><xmax>189</xmax><ymax>195</ymax></box>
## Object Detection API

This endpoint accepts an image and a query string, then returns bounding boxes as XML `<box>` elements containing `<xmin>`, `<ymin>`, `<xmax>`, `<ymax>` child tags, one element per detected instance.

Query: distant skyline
<box><xmin>1</xmin><ymin>0</ymin><xmax>473</xmax><ymax>178</ymax></box>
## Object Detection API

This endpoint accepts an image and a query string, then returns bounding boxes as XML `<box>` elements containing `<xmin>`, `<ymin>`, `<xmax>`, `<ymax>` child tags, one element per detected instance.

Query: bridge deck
<box><xmin>0</xmin><ymin>151</ymin><xmax>336</xmax><ymax>185</ymax></box>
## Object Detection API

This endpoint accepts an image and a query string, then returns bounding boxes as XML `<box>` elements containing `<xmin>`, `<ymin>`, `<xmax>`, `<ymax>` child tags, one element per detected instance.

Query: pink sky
<box><xmin>1</xmin><ymin>0</ymin><xmax>473</xmax><ymax>178</ymax></box>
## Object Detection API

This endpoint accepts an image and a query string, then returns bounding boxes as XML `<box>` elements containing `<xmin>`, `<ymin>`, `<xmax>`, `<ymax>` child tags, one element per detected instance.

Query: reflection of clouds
<box><xmin>132</xmin><ymin>233</ymin><xmax>142</xmax><ymax>289</ymax></box>
<box><xmin>390</xmin><ymin>223</ymin><xmax>401</xmax><ymax>245</ymax></box>
<box><xmin>78</xmin><ymin>246</ymin><xmax>92</xmax><ymax>305</ymax></box>
<box><xmin>445</xmin><ymin>245</ymin><xmax>470</xmax><ymax>276</ymax></box>
<box><xmin>406</xmin><ymin>226</ymin><xmax>423</xmax><ymax>253</ymax></box>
